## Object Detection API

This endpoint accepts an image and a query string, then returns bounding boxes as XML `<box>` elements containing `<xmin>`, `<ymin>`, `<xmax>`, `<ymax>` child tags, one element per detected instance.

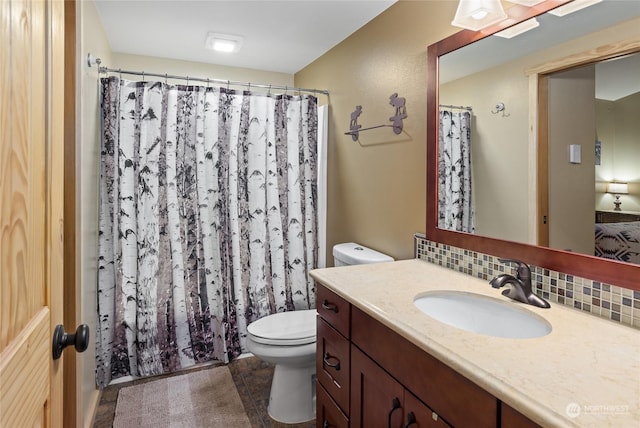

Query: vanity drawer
<box><xmin>317</xmin><ymin>317</ymin><xmax>350</xmax><ymax>415</ymax></box>
<box><xmin>316</xmin><ymin>383</ymin><xmax>348</xmax><ymax>428</ymax></box>
<box><xmin>317</xmin><ymin>284</ymin><xmax>350</xmax><ymax>338</ymax></box>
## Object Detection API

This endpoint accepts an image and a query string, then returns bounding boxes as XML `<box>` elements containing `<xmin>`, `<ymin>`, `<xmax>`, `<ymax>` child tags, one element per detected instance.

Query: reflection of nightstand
<box><xmin>595</xmin><ymin>210</ymin><xmax>640</xmax><ymax>223</ymax></box>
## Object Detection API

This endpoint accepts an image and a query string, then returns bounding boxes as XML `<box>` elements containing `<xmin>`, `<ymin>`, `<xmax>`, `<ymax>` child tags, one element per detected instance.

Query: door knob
<box><xmin>52</xmin><ymin>324</ymin><xmax>89</xmax><ymax>360</ymax></box>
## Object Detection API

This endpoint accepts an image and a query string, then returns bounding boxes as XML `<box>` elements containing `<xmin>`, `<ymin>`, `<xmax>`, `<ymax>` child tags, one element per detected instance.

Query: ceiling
<box><xmin>94</xmin><ymin>0</ymin><xmax>397</xmax><ymax>75</ymax></box>
<box><xmin>93</xmin><ymin>1</ymin><xmax>638</xmax><ymax>99</ymax></box>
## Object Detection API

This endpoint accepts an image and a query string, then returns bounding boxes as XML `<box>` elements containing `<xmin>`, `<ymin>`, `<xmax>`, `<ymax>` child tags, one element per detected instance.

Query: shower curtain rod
<box><xmin>439</xmin><ymin>104</ymin><xmax>472</xmax><ymax>111</ymax></box>
<box><xmin>87</xmin><ymin>53</ymin><xmax>329</xmax><ymax>96</ymax></box>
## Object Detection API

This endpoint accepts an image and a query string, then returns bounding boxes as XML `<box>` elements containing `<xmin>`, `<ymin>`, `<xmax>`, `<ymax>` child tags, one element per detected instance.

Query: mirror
<box><xmin>427</xmin><ymin>0</ymin><xmax>640</xmax><ymax>291</ymax></box>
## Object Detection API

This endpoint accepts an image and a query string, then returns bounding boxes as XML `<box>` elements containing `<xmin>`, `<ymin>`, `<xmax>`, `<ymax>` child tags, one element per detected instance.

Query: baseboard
<box><xmin>84</xmin><ymin>388</ymin><xmax>101</xmax><ymax>428</ymax></box>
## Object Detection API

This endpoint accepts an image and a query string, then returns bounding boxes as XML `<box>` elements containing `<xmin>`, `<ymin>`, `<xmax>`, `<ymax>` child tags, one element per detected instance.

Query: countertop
<box><xmin>310</xmin><ymin>259</ymin><xmax>640</xmax><ymax>427</ymax></box>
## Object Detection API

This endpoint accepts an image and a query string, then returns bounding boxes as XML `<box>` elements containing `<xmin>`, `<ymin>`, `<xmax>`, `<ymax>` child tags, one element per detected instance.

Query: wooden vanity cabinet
<box><xmin>316</xmin><ymin>283</ymin><xmax>504</xmax><ymax>428</ymax></box>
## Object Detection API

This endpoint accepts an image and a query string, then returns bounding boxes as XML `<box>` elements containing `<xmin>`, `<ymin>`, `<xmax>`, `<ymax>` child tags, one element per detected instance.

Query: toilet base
<box><xmin>267</xmin><ymin>362</ymin><xmax>316</xmax><ymax>424</ymax></box>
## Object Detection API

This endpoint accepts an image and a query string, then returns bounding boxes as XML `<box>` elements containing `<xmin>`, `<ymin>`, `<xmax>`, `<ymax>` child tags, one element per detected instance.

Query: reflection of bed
<box><xmin>595</xmin><ymin>221</ymin><xmax>640</xmax><ymax>264</ymax></box>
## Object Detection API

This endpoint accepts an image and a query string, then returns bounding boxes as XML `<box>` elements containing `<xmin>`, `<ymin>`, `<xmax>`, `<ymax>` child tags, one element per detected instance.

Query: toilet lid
<box><xmin>247</xmin><ymin>309</ymin><xmax>317</xmax><ymax>346</ymax></box>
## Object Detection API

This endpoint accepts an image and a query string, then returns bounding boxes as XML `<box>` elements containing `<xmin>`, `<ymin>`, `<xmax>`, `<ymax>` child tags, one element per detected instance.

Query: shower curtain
<box><xmin>96</xmin><ymin>76</ymin><xmax>320</xmax><ymax>388</ymax></box>
<box><xmin>438</xmin><ymin>110</ymin><xmax>474</xmax><ymax>233</ymax></box>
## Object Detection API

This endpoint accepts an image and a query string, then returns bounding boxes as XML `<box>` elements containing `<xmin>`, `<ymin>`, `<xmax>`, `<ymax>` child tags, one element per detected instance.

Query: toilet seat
<box><xmin>247</xmin><ymin>309</ymin><xmax>317</xmax><ymax>346</ymax></box>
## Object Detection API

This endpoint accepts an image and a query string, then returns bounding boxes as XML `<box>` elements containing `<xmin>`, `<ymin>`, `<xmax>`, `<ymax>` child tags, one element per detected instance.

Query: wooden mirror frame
<box><xmin>426</xmin><ymin>0</ymin><xmax>640</xmax><ymax>292</ymax></box>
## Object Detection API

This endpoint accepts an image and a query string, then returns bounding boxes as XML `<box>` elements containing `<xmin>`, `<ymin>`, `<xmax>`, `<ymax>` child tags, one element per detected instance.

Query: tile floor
<box><xmin>92</xmin><ymin>356</ymin><xmax>315</xmax><ymax>428</ymax></box>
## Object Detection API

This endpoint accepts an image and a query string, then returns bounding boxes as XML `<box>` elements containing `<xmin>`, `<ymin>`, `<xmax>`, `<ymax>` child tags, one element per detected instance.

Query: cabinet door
<box><xmin>501</xmin><ymin>403</ymin><xmax>541</xmax><ymax>428</ymax></box>
<box><xmin>404</xmin><ymin>391</ymin><xmax>451</xmax><ymax>428</ymax></box>
<box><xmin>317</xmin><ymin>383</ymin><xmax>348</xmax><ymax>428</ymax></box>
<box><xmin>351</xmin><ymin>345</ymin><xmax>405</xmax><ymax>428</ymax></box>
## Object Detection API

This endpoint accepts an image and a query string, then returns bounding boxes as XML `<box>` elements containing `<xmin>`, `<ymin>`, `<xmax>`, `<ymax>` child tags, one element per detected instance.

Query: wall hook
<box><xmin>87</xmin><ymin>53</ymin><xmax>101</xmax><ymax>68</ymax></box>
<box><xmin>491</xmin><ymin>102</ymin><xmax>510</xmax><ymax>117</ymax></box>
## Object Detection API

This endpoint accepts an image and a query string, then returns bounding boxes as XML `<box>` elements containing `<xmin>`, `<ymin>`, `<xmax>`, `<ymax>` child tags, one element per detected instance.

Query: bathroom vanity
<box><xmin>311</xmin><ymin>260</ymin><xmax>640</xmax><ymax>427</ymax></box>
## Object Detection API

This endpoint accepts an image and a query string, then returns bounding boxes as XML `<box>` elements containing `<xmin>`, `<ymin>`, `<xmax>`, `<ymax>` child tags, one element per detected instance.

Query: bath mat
<box><xmin>112</xmin><ymin>365</ymin><xmax>251</xmax><ymax>427</ymax></box>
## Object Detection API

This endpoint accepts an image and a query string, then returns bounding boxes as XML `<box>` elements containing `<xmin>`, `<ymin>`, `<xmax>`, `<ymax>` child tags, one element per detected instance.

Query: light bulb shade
<box><xmin>451</xmin><ymin>0</ymin><xmax>508</xmax><ymax>31</ymax></box>
<box><xmin>607</xmin><ymin>182</ymin><xmax>629</xmax><ymax>194</ymax></box>
<box><xmin>205</xmin><ymin>32</ymin><xmax>243</xmax><ymax>53</ymax></box>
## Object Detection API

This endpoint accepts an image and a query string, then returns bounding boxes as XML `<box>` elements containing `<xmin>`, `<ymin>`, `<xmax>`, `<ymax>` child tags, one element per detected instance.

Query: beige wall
<box><xmin>77</xmin><ymin>0</ymin><xmax>111</xmax><ymax>426</ymax></box>
<box><xmin>548</xmin><ymin>66</ymin><xmax>596</xmax><ymax>254</ymax></box>
<box><xmin>596</xmin><ymin>92</ymin><xmax>640</xmax><ymax>213</ymax></box>
<box><xmin>295</xmin><ymin>1</ymin><xmax>459</xmax><ymax>262</ymax></box>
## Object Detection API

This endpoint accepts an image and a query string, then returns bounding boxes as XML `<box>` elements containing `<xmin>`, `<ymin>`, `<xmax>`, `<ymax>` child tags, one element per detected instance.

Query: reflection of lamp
<box><xmin>607</xmin><ymin>182</ymin><xmax>629</xmax><ymax>211</ymax></box>
<box><xmin>548</xmin><ymin>0</ymin><xmax>602</xmax><ymax>17</ymax></box>
<box><xmin>451</xmin><ymin>0</ymin><xmax>507</xmax><ymax>31</ymax></box>
<box><xmin>507</xmin><ymin>0</ymin><xmax>545</xmax><ymax>5</ymax></box>
<box><xmin>494</xmin><ymin>18</ymin><xmax>540</xmax><ymax>39</ymax></box>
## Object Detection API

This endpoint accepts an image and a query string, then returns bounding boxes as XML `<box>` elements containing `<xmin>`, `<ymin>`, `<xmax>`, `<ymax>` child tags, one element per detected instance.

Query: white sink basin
<box><xmin>413</xmin><ymin>291</ymin><xmax>552</xmax><ymax>339</ymax></box>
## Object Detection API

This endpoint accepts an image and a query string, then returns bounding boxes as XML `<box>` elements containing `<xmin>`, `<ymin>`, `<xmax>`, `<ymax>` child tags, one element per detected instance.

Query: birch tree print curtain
<box><xmin>96</xmin><ymin>77</ymin><xmax>318</xmax><ymax>388</ymax></box>
<box><xmin>438</xmin><ymin>110</ymin><xmax>474</xmax><ymax>233</ymax></box>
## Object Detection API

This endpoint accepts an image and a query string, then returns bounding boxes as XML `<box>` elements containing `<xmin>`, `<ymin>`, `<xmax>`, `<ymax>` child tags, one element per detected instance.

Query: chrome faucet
<box><xmin>490</xmin><ymin>259</ymin><xmax>550</xmax><ymax>308</ymax></box>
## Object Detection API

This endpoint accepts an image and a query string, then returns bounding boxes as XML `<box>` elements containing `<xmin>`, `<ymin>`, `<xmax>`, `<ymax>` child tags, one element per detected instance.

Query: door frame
<box><xmin>63</xmin><ymin>0</ymin><xmax>78</xmax><ymax>425</ymax></box>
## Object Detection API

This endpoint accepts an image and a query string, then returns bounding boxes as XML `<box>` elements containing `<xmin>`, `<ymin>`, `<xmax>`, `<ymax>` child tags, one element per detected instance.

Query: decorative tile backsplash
<box><xmin>415</xmin><ymin>236</ymin><xmax>640</xmax><ymax>329</ymax></box>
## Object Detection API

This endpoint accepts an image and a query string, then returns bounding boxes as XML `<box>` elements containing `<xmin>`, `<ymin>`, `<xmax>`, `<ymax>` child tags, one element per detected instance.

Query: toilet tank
<box><xmin>333</xmin><ymin>242</ymin><xmax>394</xmax><ymax>267</ymax></box>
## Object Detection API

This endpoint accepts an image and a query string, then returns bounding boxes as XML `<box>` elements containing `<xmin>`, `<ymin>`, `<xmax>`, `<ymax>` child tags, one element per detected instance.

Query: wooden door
<box><xmin>351</xmin><ymin>345</ymin><xmax>404</xmax><ymax>428</ymax></box>
<box><xmin>0</xmin><ymin>0</ymin><xmax>65</xmax><ymax>426</ymax></box>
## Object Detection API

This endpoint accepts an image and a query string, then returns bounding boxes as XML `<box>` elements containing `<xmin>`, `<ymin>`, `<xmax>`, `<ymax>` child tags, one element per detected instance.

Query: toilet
<box><xmin>246</xmin><ymin>309</ymin><xmax>317</xmax><ymax>424</ymax></box>
<box><xmin>245</xmin><ymin>242</ymin><xmax>393</xmax><ymax>423</ymax></box>
<box><xmin>333</xmin><ymin>242</ymin><xmax>394</xmax><ymax>267</ymax></box>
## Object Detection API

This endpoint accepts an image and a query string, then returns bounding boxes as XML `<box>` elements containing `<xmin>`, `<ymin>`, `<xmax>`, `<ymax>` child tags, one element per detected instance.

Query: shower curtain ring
<box><xmin>118</xmin><ymin>68</ymin><xmax>122</xmax><ymax>79</ymax></box>
<box><xmin>268</xmin><ymin>84</ymin><xmax>271</xmax><ymax>95</ymax></box>
<box><xmin>248</xmin><ymin>82</ymin><xmax>251</xmax><ymax>92</ymax></box>
<box><xmin>186</xmin><ymin>76</ymin><xmax>189</xmax><ymax>86</ymax></box>
<box><xmin>165</xmin><ymin>73</ymin><xmax>168</xmax><ymax>84</ymax></box>
<box><xmin>207</xmin><ymin>78</ymin><xmax>210</xmax><ymax>88</ymax></box>
<box><xmin>142</xmin><ymin>71</ymin><xmax>145</xmax><ymax>82</ymax></box>
<box><xmin>227</xmin><ymin>80</ymin><xmax>230</xmax><ymax>90</ymax></box>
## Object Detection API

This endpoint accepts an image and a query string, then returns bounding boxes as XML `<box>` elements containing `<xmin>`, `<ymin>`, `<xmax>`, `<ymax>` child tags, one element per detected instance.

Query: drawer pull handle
<box><xmin>323</xmin><ymin>352</ymin><xmax>341</xmax><ymax>371</ymax></box>
<box><xmin>322</xmin><ymin>299</ymin><xmax>339</xmax><ymax>313</ymax></box>
<box><xmin>405</xmin><ymin>411</ymin><xmax>417</xmax><ymax>427</ymax></box>
<box><xmin>322</xmin><ymin>421</ymin><xmax>331</xmax><ymax>428</ymax></box>
<box><xmin>388</xmin><ymin>397</ymin><xmax>401</xmax><ymax>428</ymax></box>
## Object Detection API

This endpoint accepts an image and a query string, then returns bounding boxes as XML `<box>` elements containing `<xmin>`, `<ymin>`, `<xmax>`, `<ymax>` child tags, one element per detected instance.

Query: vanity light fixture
<box><xmin>548</xmin><ymin>0</ymin><xmax>602</xmax><ymax>17</ymax></box>
<box><xmin>494</xmin><ymin>18</ymin><xmax>540</xmax><ymax>38</ymax></box>
<box><xmin>451</xmin><ymin>0</ymin><xmax>507</xmax><ymax>31</ymax></box>
<box><xmin>205</xmin><ymin>32</ymin><xmax>244</xmax><ymax>53</ymax></box>
<box><xmin>607</xmin><ymin>182</ymin><xmax>629</xmax><ymax>211</ymax></box>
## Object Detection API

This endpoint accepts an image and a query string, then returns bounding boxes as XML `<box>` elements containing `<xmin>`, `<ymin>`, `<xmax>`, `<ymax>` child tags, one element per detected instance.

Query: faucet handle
<box><xmin>497</xmin><ymin>258</ymin><xmax>531</xmax><ymax>280</ymax></box>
